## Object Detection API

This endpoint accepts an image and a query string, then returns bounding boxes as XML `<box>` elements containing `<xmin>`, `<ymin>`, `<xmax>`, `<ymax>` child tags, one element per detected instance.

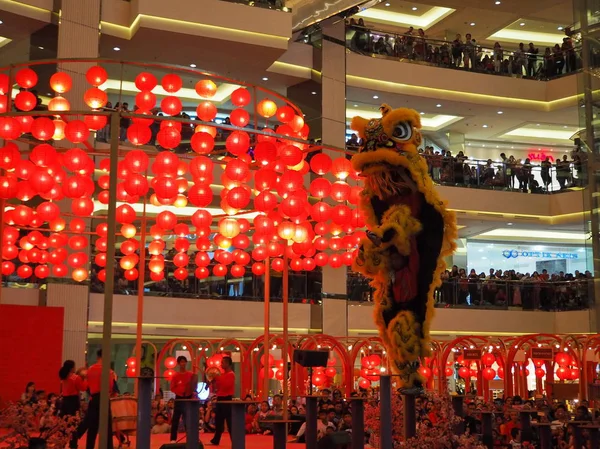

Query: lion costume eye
<box><xmin>391</xmin><ymin>121</ymin><xmax>412</xmax><ymax>142</ymax></box>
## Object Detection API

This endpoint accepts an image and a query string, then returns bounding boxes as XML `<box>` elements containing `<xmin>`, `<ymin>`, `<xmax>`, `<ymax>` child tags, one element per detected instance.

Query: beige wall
<box><xmin>347</xmin><ymin>303</ymin><xmax>595</xmax><ymax>336</ymax></box>
<box><xmin>0</xmin><ymin>288</ymin><xmax>39</xmax><ymax>306</ymax></box>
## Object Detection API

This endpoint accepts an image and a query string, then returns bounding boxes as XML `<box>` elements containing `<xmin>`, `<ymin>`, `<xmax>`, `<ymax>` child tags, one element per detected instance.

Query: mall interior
<box><xmin>2</xmin><ymin>0</ymin><xmax>600</xmax><ymax>448</ymax></box>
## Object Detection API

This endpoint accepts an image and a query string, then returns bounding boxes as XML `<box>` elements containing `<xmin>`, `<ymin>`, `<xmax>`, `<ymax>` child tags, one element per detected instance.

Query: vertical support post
<box><xmin>519</xmin><ymin>411</ymin><xmax>533</xmax><ymax>443</ymax></box>
<box><xmin>379</xmin><ymin>375</ymin><xmax>393</xmax><ymax>449</ymax></box>
<box><xmin>305</xmin><ymin>396</ymin><xmax>318</xmax><ymax>449</ymax></box>
<box><xmin>136</xmin><ymin>376</ymin><xmax>152</xmax><ymax>449</ymax></box>
<box><xmin>230</xmin><ymin>402</ymin><xmax>246</xmax><ymax>449</ymax></box>
<box><xmin>272</xmin><ymin>422</ymin><xmax>287</xmax><ymax>449</ymax></box>
<box><xmin>350</xmin><ymin>398</ymin><xmax>365</xmax><ymax>449</ymax></box>
<box><xmin>98</xmin><ymin>111</ymin><xmax>120</xmax><ymax>449</ymax></box>
<box><xmin>135</xmin><ymin>208</ymin><xmax>147</xmax><ymax>397</ymax></box>
<box><xmin>452</xmin><ymin>396</ymin><xmax>465</xmax><ymax>435</ymax></box>
<box><xmin>263</xmin><ymin>256</ymin><xmax>270</xmax><ymax>400</ymax></box>
<box><xmin>535</xmin><ymin>424</ymin><xmax>552</xmax><ymax>449</ymax></box>
<box><xmin>184</xmin><ymin>399</ymin><xmax>200</xmax><ymax>449</ymax></box>
<box><xmin>282</xmin><ymin>252</ymin><xmax>289</xmax><ymax>420</ymax></box>
<box><xmin>481</xmin><ymin>412</ymin><xmax>493</xmax><ymax>449</ymax></box>
<box><xmin>403</xmin><ymin>394</ymin><xmax>416</xmax><ymax>440</ymax></box>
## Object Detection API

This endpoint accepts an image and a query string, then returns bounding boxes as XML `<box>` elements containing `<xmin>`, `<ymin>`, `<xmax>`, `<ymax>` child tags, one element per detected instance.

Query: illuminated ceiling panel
<box><xmin>347</xmin><ymin>108</ymin><xmax>462</xmax><ymax>131</ymax></box>
<box><xmin>488</xmin><ymin>19</ymin><xmax>566</xmax><ymax>47</ymax></box>
<box><xmin>356</xmin><ymin>6</ymin><xmax>454</xmax><ymax>30</ymax></box>
<box><xmin>102</xmin><ymin>80</ymin><xmax>239</xmax><ymax>103</ymax></box>
<box><xmin>502</xmin><ymin>124</ymin><xmax>580</xmax><ymax>142</ymax></box>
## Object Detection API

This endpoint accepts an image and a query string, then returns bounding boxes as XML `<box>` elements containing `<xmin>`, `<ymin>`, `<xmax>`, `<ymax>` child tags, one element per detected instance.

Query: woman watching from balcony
<box><xmin>451</xmin><ymin>34</ymin><xmax>463</xmax><ymax>68</ymax></box>
<box><xmin>493</xmin><ymin>42</ymin><xmax>503</xmax><ymax>73</ymax></box>
<box><xmin>553</xmin><ymin>43</ymin><xmax>565</xmax><ymax>74</ymax></box>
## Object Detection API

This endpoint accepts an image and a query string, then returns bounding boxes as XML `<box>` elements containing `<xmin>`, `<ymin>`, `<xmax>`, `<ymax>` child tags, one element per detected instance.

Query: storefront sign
<box><xmin>531</xmin><ymin>348</ymin><xmax>553</xmax><ymax>360</ymax></box>
<box><xmin>528</xmin><ymin>151</ymin><xmax>554</xmax><ymax>163</ymax></box>
<box><xmin>502</xmin><ymin>250</ymin><xmax>578</xmax><ymax>260</ymax></box>
<box><xmin>463</xmin><ymin>349</ymin><xmax>481</xmax><ymax>360</ymax></box>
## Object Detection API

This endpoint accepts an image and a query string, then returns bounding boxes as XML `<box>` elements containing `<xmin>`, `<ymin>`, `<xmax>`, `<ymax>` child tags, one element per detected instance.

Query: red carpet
<box><xmin>117</xmin><ymin>433</ymin><xmax>308</xmax><ymax>449</ymax></box>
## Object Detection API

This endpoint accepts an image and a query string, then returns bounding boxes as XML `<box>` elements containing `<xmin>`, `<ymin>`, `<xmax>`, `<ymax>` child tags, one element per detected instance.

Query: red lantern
<box><xmin>276</xmin><ymin>105</ymin><xmax>295</xmax><ymax>123</ymax></box>
<box><xmin>482</xmin><ymin>367</ymin><xmax>496</xmax><ymax>381</ymax></box>
<box><xmin>535</xmin><ymin>368</ymin><xmax>545</xmax><ymax>378</ymax></box>
<box><xmin>482</xmin><ymin>353</ymin><xmax>495</xmax><ymax>367</ymax></box>
<box><xmin>444</xmin><ymin>367</ymin><xmax>454</xmax><ymax>377</ymax></box>
<box><xmin>213</xmin><ymin>264</ymin><xmax>227</xmax><ymax>277</ymax></box>
<box><xmin>17</xmin><ymin>264</ymin><xmax>32</xmax><ymax>279</ymax></box>
<box><xmin>15</xmin><ymin>91</ymin><xmax>37</xmax><ymax>111</ymax></box>
<box><xmin>191</xmin><ymin>132</ymin><xmax>214</xmax><ymax>154</ymax></box>
<box><xmin>48</xmin><ymin>96</ymin><xmax>70</xmax><ymax>112</ymax></box>
<box><xmin>65</xmin><ymin>120</ymin><xmax>90</xmax><ymax>143</ymax></box>
<box><xmin>152</xmin><ymin>152</ymin><xmax>180</xmax><ymax>176</ymax></box>
<box><xmin>257</xmin><ymin>99</ymin><xmax>277</xmax><ymax>118</ymax></box>
<box><xmin>156</xmin><ymin>211</ymin><xmax>177</xmax><ymax>230</ymax></box>
<box><xmin>227</xmin><ymin>186</ymin><xmax>250</xmax><ymax>209</ymax></box>
<box><xmin>135</xmin><ymin>72</ymin><xmax>158</xmax><ymax>91</ymax></box>
<box><xmin>84</xmin><ymin>87</ymin><xmax>108</xmax><ymax>109</ymax></box>
<box><xmin>419</xmin><ymin>366</ymin><xmax>432</xmax><ymax>378</ymax></box>
<box><xmin>31</xmin><ymin>118</ymin><xmax>55</xmax><ymax>140</ymax></box>
<box><xmin>231</xmin><ymin>88</ymin><xmax>251</xmax><ymax>107</ymax></box>
<box><xmin>162</xmin><ymin>74</ymin><xmax>182</xmax><ymax>93</ymax></box>
<box><xmin>16</xmin><ymin>68</ymin><xmax>38</xmax><ymax>88</ymax></box>
<box><xmin>0</xmin><ymin>117</ymin><xmax>22</xmax><ymax>140</ymax></box>
<box><xmin>135</xmin><ymin>90</ymin><xmax>156</xmax><ymax>110</ymax></box>
<box><xmin>157</xmin><ymin>128</ymin><xmax>181</xmax><ymax>149</ymax></box>
<box><xmin>84</xmin><ymin>114</ymin><xmax>108</xmax><ymax>131</ymax></box>
<box><xmin>196</xmin><ymin>80</ymin><xmax>217</xmax><ymax>98</ymax></box>
<box><xmin>50</xmin><ymin>72</ymin><xmax>72</xmax><ymax>93</ymax></box>
<box><xmin>555</xmin><ymin>352</ymin><xmax>571</xmax><ymax>367</ymax></box>
<box><xmin>230</xmin><ymin>264</ymin><xmax>245</xmax><ymax>277</ymax></box>
<box><xmin>230</xmin><ymin>108</ymin><xmax>250</xmax><ymax>127</ymax></box>
<box><xmin>127</xmin><ymin>124</ymin><xmax>151</xmax><ymax>146</ymax></box>
<box><xmin>226</xmin><ymin>131</ymin><xmax>250</xmax><ymax>156</ymax></box>
<box><xmin>196</xmin><ymin>101</ymin><xmax>217</xmax><ymax>121</ymax></box>
<box><xmin>225</xmin><ymin>159</ymin><xmax>250</xmax><ymax>182</ymax></box>
<box><xmin>71</xmin><ymin>198</ymin><xmax>94</xmax><ymax>216</ymax></box>
<box><xmin>280</xmin><ymin>145</ymin><xmax>303</xmax><ymax>167</ymax></box>
<box><xmin>161</xmin><ymin>96</ymin><xmax>182</xmax><ymax>116</ymax></box>
<box><xmin>458</xmin><ymin>367</ymin><xmax>470</xmax><ymax>378</ymax></box>
<box><xmin>86</xmin><ymin>66</ymin><xmax>107</xmax><ymax>86</ymax></box>
<box><xmin>332</xmin><ymin>158</ymin><xmax>352</xmax><ymax>180</ymax></box>
<box><xmin>255</xmin><ymin>168</ymin><xmax>277</xmax><ymax>191</ymax></box>
<box><xmin>358</xmin><ymin>378</ymin><xmax>371</xmax><ymax>389</ymax></box>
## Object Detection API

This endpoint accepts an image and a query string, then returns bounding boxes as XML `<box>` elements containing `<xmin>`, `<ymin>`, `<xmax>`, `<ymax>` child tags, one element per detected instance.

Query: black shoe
<box><xmin>208</xmin><ymin>441</ymin><xmax>219</xmax><ymax>446</ymax></box>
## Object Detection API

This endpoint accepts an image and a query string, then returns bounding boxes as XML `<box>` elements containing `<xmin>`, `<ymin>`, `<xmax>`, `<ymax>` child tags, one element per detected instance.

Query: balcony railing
<box><xmin>349</xmin><ymin>276</ymin><xmax>594</xmax><ymax>312</ymax></box>
<box><xmin>218</xmin><ymin>0</ymin><xmax>290</xmax><ymax>11</ymax></box>
<box><xmin>344</xmin><ymin>24</ymin><xmax>581</xmax><ymax>80</ymax></box>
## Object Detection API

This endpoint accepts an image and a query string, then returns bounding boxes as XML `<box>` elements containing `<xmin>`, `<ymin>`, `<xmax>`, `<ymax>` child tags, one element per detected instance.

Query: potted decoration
<box><xmin>0</xmin><ymin>401</ymin><xmax>79</xmax><ymax>449</ymax></box>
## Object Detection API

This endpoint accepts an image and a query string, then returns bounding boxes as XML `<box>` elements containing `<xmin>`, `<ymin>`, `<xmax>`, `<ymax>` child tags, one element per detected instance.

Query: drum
<box><xmin>110</xmin><ymin>396</ymin><xmax>137</xmax><ymax>432</ymax></box>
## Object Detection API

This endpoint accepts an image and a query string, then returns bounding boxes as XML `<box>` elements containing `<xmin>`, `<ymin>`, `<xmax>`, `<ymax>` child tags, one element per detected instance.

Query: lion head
<box><xmin>350</xmin><ymin>104</ymin><xmax>423</xmax><ymax>177</ymax></box>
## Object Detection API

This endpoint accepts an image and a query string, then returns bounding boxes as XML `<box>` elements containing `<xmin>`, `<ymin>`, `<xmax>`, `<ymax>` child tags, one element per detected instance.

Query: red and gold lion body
<box><xmin>351</xmin><ymin>104</ymin><xmax>457</xmax><ymax>390</ymax></box>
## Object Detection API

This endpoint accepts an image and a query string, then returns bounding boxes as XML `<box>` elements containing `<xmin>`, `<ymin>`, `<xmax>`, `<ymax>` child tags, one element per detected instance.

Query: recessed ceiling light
<box><xmin>536</xmin><ymin>123</ymin><xmax>540</xmax><ymax>126</ymax></box>
<box><xmin>519</xmin><ymin>22</ymin><xmax>525</xmax><ymax>26</ymax></box>
<box><xmin>385</xmin><ymin>2</ymin><xmax>390</xmax><ymax>6</ymax></box>
<box><xmin>495</xmin><ymin>1</ymin><xmax>501</xmax><ymax>4</ymax></box>
<box><xmin>38</xmin><ymin>46</ymin><xmax>44</xmax><ymax>50</ymax></box>
<box><xmin>482</xmin><ymin>124</ymin><xmax>488</xmax><ymax>128</ymax></box>
<box><xmin>190</xmin><ymin>63</ymin><xmax>197</xmax><ymax>68</ymax></box>
<box><xmin>373</xmin><ymin>95</ymin><xmax>379</xmax><ymax>99</ymax></box>
<box><xmin>262</xmin><ymin>77</ymin><xmax>269</xmax><ymax>81</ymax></box>
<box><xmin>482</xmin><ymin>144</ymin><xmax>486</xmax><ymax>147</ymax></box>
<box><xmin>563</xmin><ymin>125</ymin><xmax>568</xmax><ymax>128</ymax></box>
<box><xmin>470</xmin><ymin>22</ymin><xmax>475</xmax><ymax>26</ymax></box>
<box><xmin>311</xmin><ymin>91</ymin><xmax>317</xmax><ymax>95</ymax></box>
<box><xmin>436</xmin><ymin>104</ymin><xmax>441</xmax><ymax>107</ymax></box>
<box><xmin>412</xmin><ymin>6</ymin><xmax>417</xmax><ymax>10</ymax></box>
<box><xmin>507</xmin><ymin>222</ymin><xmax>513</xmax><ymax>226</ymax></box>
<box><xmin>113</xmin><ymin>47</ymin><xmax>121</xmax><ymax>51</ymax></box>
<box><xmin>420</xmin><ymin>112</ymin><xmax>425</xmax><ymax>115</ymax></box>
<box><xmin>0</xmin><ymin>20</ymin><xmax>4</xmax><ymax>25</ymax></box>
<box><xmin>497</xmin><ymin>111</ymin><xmax>503</xmax><ymax>114</ymax></box>
<box><xmin>353</xmin><ymin>104</ymin><xmax>358</xmax><ymax>107</ymax></box>
<box><xmin>558</xmin><ymin>26</ymin><xmax>564</xmax><ymax>31</ymax></box>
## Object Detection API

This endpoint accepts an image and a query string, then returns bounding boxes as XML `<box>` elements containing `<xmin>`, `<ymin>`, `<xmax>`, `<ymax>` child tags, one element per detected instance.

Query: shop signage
<box><xmin>531</xmin><ymin>348</ymin><xmax>553</xmax><ymax>360</ymax></box>
<box><xmin>528</xmin><ymin>151</ymin><xmax>555</xmax><ymax>163</ymax></box>
<box><xmin>502</xmin><ymin>250</ymin><xmax>578</xmax><ymax>260</ymax></box>
<box><xmin>463</xmin><ymin>349</ymin><xmax>481</xmax><ymax>360</ymax></box>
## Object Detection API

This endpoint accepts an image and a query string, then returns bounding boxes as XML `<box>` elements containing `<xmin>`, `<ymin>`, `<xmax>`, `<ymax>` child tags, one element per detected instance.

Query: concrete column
<box><xmin>56</xmin><ymin>0</ymin><xmax>101</xmax><ymax>111</ymax></box>
<box><xmin>46</xmin><ymin>283</ymin><xmax>89</xmax><ymax>366</ymax></box>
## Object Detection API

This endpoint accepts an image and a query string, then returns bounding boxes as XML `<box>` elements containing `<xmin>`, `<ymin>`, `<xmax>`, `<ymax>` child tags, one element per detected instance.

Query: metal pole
<box><xmin>403</xmin><ymin>393</ymin><xmax>416</xmax><ymax>440</ymax></box>
<box><xmin>350</xmin><ymin>398</ymin><xmax>365</xmax><ymax>449</ymax></box>
<box><xmin>305</xmin><ymin>396</ymin><xmax>318</xmax><ymax>449</ymax></box>
<box><xmin>136</xmin><ymin>376</ymin><xmax>152</xmax><ymax>449</ymax></box>
<box><xmin>263</xmin><ymin>256</ymin><xmax>270</xmax><ymax>400</ymax></box>
<box><xmin>184</xmin><ymin>400</ymin><xmax>200</xmax><ymax>449</ymax></box>
<box><xmin>379</xmin><ymin>375</ymin><xmax>392</xmax><ymax>449</ymax></box>
<box><xmin>282</xmin><ymin>252</ymin><xmax>289</xmax><ymax>420</ymax></box>
<box><xmin>98</xmin><ymin>111</ymin><xmax>120</xmax><ymax>449</ymax></box>
<box><xmin>134</xmin><ymin>205</ymin><xmax>147</xmax><ymax>397</ymax></box>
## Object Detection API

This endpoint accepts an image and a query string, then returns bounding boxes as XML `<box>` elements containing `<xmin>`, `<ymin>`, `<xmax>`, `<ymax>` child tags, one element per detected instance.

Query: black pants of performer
<box><xmin>210</xmin><ymin>395</ymin><xmax>233</xmax><ymax>445</ymax></box>
<box><xmin>60</xmin><ymin>395</ymin><xmax>81</xmax><ymax>448</ymax></box>
<box><xmin>76</xmin><ymin>393</ymin><xmax>114</xmax><ymax>449</ymax></box>
<box><xmin>170</xmin><ymin>395</ymin><xmax>191</xmax><ymax>441</ymax></box>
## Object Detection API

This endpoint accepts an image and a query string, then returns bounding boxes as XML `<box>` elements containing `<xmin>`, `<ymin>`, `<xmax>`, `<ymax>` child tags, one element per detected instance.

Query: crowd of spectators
<box><xmin>347</xmin><ymin>19</ymin><xmax>581</xmax><ymax>79</ymax></box>
<box><xmin>437</xmin><ymin>267</ymin><xmax>592</xmax><ymax>310</ymax></box>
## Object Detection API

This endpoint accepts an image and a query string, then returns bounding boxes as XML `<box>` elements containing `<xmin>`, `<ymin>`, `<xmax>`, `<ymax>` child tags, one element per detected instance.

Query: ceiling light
<box><xmin>519</xmin><ymin>22</ymin><xmax>525</xmax><ymax>26</ymax></box>
<box><xmin>262</xmin><ymin>77</ymin><xmax>269</xmax><ymax>81</ymax></box>
<box><xmin>385</xmin><ymin>2</ymin><xmax>390</xmax><ymax>5</ymax></box>
<box><xmin>311</xmin><ymin>91</ymin><xmax>317</xmax><ymax>95</ymax></box>
<box><xmin>353</xmin><ymin>104</ymin><xmax>358</xmax><ymax>107</ymax></box>
<box><xmin>495</xmin><ymin>1</ymin><xmax>501</xmax><ymax>4</ymax></box>
<box><xmin>190</xmin><ymin>63</ymin><xmax>197</xmax><ymax>68</ymax></box>
<box><xmin>0</xmin><ymin>20</ymin><xmax>4</xmax><ymax>25</ymax></box>
<box><xmin>420</xmin><ymin>112</ymin><xmax>425</xmax><ymax>115</ymax></box>
<box><xmin>373</xmin><ymin>95</ymin><xmax>379</xmax><ymax>99</ymax></box>
<box><xmin>470</xmin><ymin>22</ymin><xmax>475</xmax><ymax>26</ymax></box>
<box><xmin>558</xmin><ymin>26</ymin><xmax>564</xmax><ymax>31</ymax></box>
<box><xmin>482</xmin><ymin>124</ymin><xmax>488</xmax><ymax>128</ymax></box>
<box><xmin>497</xmin><ymin>111</ymin><xmax>503</xmax><ymax>114</ymax></box>
<box><xmin>412</xmin><ymin>6</ymin><xmax>418</xmax><ymax>10</ymax></box>
<box><xmin>436</xmin><ymin>104</ymin><xmax>441</xmax><ymax>108</ymax></box>
<box><xmin>113</xmin><ymin>47</ymin><xmax>121</xmax><ymax>51</ymax></box>
<box><xmin>563</xmin><ymin>125</ymin><xmax>568</xmax><ymax>128</ymax></box>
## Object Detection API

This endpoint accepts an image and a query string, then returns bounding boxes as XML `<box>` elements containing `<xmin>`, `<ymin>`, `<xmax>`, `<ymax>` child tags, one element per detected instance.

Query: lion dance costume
<box><xmin>351</xmin><ymin>104</ymin><xmax>457</xmax><ymax>392</ymax></box>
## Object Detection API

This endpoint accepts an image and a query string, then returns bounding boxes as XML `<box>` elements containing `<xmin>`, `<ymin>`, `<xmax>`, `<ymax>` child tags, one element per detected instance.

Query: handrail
<box><xmin>341</xmin><ymin>24</ymin><xmax>582</xmax><ymax>80</ymax></box>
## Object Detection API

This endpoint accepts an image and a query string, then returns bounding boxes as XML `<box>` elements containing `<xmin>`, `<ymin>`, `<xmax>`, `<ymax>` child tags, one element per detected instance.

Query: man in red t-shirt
<box><xmin>170</xmin><ymin>356</ymin><xmax>194</xmax><ymax>443</ymax></box>
<box><xmin>209</xmin><ymin>356</ymin><xmax>235</xmax><ymax>446</ymax></box>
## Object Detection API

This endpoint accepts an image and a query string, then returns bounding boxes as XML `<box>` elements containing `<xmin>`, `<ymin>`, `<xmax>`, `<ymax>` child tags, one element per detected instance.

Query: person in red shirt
<box><xmin>58</xmin><ymin>360</ymin><xmax>88</xmax><ymax>448</ymax></box>
<box><xmin>209</xmin><ymin>356</ymin><xmax>235</xmax><ymax>446</ymax></box>
<box><xmin>169</xmin><ymin>356</ymin><xmax>194</xmax><ymax>443</ymax></box>
<box><xmin>76</xmin><ymin>349</ymin><xmax>115</xmax><ymax>449</ymax></box>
